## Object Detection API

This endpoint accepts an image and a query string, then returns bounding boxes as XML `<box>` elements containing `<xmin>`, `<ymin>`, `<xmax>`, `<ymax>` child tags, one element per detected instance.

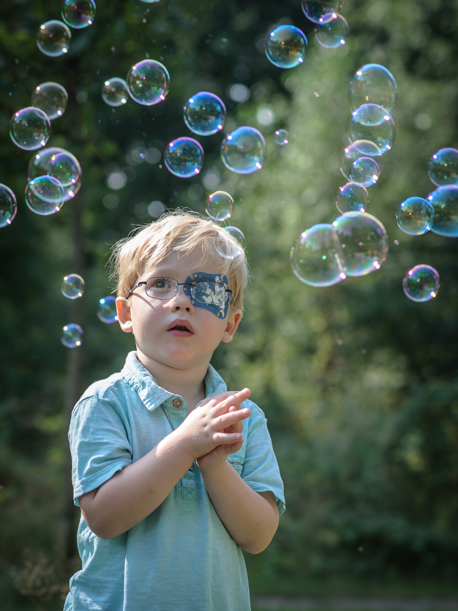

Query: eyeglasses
<box><xmin>126</xmin><ymin>276</ymin><xmax>233</xmax><ymax>305</ymax></box>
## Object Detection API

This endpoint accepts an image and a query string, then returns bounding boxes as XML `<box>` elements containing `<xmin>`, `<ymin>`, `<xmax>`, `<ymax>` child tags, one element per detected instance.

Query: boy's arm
<box><xmin>200</xmin><ymin>463</ymin><xmax>279</xmax><ymax>554</ymax></box>
<box><xmin>79</xmin><ymin>390</ymin><xmax>251</xmax><ymax>540</ymax></box>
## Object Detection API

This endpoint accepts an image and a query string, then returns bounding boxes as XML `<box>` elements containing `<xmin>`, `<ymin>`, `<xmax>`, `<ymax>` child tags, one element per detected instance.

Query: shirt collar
<box><xmin>121</xmin><ymin>351</ymin><xmax>227</xmax><ymax>411</ymax></box>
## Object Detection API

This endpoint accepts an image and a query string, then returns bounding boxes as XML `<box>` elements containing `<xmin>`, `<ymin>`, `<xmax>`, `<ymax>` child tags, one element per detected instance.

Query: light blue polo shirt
<box><xmin>64</xmin><ymin>351</ymin><xmax>285</xmax><ymax>611</ymax></box>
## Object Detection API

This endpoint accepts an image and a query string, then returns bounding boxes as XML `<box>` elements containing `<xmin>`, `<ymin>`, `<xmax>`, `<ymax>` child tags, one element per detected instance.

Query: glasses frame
<box><xmin>125</xmin><ymin>276</ymin><xmax>233</xmax><ymax>304</ymax></box>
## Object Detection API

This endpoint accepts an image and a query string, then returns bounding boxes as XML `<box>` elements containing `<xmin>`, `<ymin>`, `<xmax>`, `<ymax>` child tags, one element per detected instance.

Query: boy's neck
<box><xmin>135</xmin><ymin>352</ymin><xmax>207</xmax><ymax>412</ymax></box>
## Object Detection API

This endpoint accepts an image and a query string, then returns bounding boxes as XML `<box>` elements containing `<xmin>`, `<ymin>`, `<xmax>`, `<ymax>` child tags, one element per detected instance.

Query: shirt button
<box><xmin>173</xmin><ymin>398</ymin><xmax>183</xmax><ymax>409</ymax></box>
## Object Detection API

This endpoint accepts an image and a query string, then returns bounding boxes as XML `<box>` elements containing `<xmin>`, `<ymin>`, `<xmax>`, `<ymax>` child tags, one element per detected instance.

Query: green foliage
<box><xmin>1</xmin><ymin>0</ymin><xmax>458</xmax><ymax>608</ymax></box>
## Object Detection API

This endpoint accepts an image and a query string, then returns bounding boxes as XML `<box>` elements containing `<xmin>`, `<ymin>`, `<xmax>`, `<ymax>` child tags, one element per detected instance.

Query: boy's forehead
<box><xmin>141</xmin><ymin>249</ymin><xmax>227</xmax><ymax>278</ymax></box>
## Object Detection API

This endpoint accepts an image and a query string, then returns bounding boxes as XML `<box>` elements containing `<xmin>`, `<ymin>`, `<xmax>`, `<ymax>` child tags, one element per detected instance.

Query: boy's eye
<box><xmin>149</xmin><ymin>277</ymin><xmax>172</xmax><ymax>290</ymax></box>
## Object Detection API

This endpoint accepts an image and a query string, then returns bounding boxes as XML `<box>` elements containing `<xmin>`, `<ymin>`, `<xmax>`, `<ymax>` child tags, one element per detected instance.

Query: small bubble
<box><xmin>98</xmin><ymin>296</ymin><xmax>118</xmax><ymax>323</ymax></box>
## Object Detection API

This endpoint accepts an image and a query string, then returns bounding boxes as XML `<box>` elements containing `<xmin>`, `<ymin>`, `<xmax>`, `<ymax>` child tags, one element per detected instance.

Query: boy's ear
<box><xmin>116</xmin><ymin>297</ymin><xmax>133</xmax><ymax>334</ymax></box>
<box><xmin>221</xmin><ymin>308</ymin><xmax>242</xmax><ymax>343</ymax></box>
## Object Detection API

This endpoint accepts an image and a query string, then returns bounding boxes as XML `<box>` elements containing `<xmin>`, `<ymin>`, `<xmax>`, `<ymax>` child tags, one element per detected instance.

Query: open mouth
<box><xmin>167</xmin><ymin>320</ymin><xmax>194</xmax><ymax>335</ymax></box>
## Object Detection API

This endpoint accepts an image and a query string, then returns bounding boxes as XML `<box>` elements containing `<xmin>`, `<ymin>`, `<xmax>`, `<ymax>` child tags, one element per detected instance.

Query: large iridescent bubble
<box><xmin>332</xmin><ymin>211</ymin><xmax>388</xmax><ymax>276</ymax></box>
<box><xmin>403</xmin><ymin>265</ymin><xmax>440</xmax><ymax>303</ymax></box>
<box><xmin>62</xmin><ymin>274</ymin><xmax>85</xmax><ymax>299</ymax></box>
<box><xmin>31</xmin><ymin>82</ymin><xmax>68</xmax><ymax>120</ymax></box>
<box><xmin>25</xmin><ymin>176</ymin><xmax>65</xmax><ymax>216</ymax></box>
<box><xmin>164</xmin><ymin>137</ymin><xmax>204</xmax><ymax>178</ymax></box>
<box><xmin>184</xmin><ymin>92</ymin><xmax>226</xmax><ymax>136</ymax></box>
<box><xmin>427</xmin><ymin>148</ymin><xmax>458</xmax><ymax>187</ymax></box>
<box><xmin>291</xmin><ymin>224</ymin><xmax>346</xmax><ymax>287</ymax></box>
<box><xmin>266</xmin><ymin>25</ymin><xmax>308</xmax><ymax>69</ymax></box>
<box><xmin>396</xmin><ymin>197</ymin><xmax>434</xmax><ymax>235</ymax></box>
<box><xmin>347</xmin><ymin>104</ymin><xmax>395</xmax><ymax>154</ymax></box>
<box><xmin>0</xmin><ymin>184</ymin><xmax>17</xmax><ymax>228</ymax></box>
<box><xmin>61</xmin><ymin>323</ymin><xmax>83</xmax><ymax>348</ymax></box>
<box><xmin>215</xmin><ymin>227</ymin><xmax>245</xmax><ymax>260</ymax></box>
<box><xmin>102</xmin><ymin>78</ymin><xmax>128</xmax><ymax>107</ymax></box>
<box><xmin>28</xmin><ymin>147</ymin><xmax>82</xmax><ymax>202</ymax></box>
<box><xmin>301</xmin><ymin>0</ymin><xmax>342</xmax><ymax>24</ymax></box>
<box><xmin>206</xmin><ymin>191</ymin><xmax>234</xmax><ymax>221</ymax></box>
<box><xmin>349</xmin><ymin>64</ymin><xmax>398</xmax><ymax>113</ymax></box>
<box><xmin>126</xmin><ymin>60</ymin><xmax>170</xmax><ymax>106</ymax></box>
<box><xmin>221</xmin><ymin>127</ymin><xmax>266</xmax><ymax>174</ymax></box>
<box><xmin>427</xmin><ymin>185</ymin><xmax>458</xmax><ymax>237</ymax></box>
<box><xmin>62</xmin><ymin>0</ymin><xmax>96</xmax><ymax>29</ymax></box>
<box><xmin>10</xmin><ymin>107</ymin><xmax>51</xmax><ymax>151</ymax></box>
<box><xmin>314</xmin><ymin>14</ymin><xmax>349</xmax><ymax>48</ymax></box>
<box><xmin>336</xmin><ymin>182</ymin><xmax>368</xmax><ymax>213</ymax></box>
<box><xmin>341</xmin><ymin>140</ymin><xmax>383</xmax><ymax>187</ymax></box>
<box><xmin>37</xmin><ymin>20</ymin><xmax>71</xmax><ymax>57</ymax></box>
<box><xmin>98</xmin><ymin>297</ymin><xmax>118</xmax><ymax>323</ymax></box>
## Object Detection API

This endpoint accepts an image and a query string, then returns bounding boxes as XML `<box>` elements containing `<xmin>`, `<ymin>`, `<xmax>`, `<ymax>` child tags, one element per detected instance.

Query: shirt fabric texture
<box><xmin>64</xmin><ymin>351</ymin><xmax>285</xmax><ymax>611</ymax></box>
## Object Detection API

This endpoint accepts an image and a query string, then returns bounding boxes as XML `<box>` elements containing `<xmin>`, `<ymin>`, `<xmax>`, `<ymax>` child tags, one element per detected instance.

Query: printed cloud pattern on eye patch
<box><xmin>183</xmin><ymin>272</ymin><xmax>231</xmax><ymax>318</ymax></box>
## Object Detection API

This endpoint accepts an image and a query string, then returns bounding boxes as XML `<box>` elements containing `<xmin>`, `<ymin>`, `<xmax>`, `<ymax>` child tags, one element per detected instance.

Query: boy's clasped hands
<box><xmin>177</xmin><ymin>388</ymin><xmax>252</xmax><ymax>472</ymax></box>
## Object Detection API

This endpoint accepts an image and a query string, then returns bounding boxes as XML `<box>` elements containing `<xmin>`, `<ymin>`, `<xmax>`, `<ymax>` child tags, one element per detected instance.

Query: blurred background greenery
<box><xmin>1</xmin><ymin>0</ymin><xmax>458</xmax><ymax>609</ymax></box>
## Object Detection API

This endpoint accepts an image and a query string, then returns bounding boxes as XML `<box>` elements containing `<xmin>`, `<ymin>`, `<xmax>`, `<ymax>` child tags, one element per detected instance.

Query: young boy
<box><xmin>64</xmin><ymin>211</ymin><xmax>285</xmax><ymax>611</ymax></box>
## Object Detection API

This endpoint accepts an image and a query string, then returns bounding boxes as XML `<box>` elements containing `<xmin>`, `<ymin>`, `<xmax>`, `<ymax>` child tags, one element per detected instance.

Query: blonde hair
<box><xmin>109</xmin><ymin>209</ymin><xmax>248</xmax><ymax>311</ymax></box>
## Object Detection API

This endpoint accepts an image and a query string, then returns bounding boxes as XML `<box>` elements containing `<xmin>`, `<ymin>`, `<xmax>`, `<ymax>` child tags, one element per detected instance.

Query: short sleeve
<box><xmin>69</xmin><ymin>395</ymin><xmax>133</xmax><ymax>506</ymax></box>
<box><xmin>241</xmin><ymin>403</ymin><xmax>286</xmax><ymax>516</ymax></box>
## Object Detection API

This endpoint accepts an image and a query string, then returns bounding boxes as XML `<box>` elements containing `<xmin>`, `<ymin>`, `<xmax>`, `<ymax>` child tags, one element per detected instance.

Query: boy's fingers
<box><xmin>214</xmin><ymin>432</ymin><xmax>243</xmax><ymax>445</ymax></box>
<box><xmin>218</xmin><ymin>407</ymin><xmax>250</xmax><ymax>427</ymax></box>
<box><xmin>212</xmin><ymin>389</ymin><xmax>251</xmax><ymax>415</ymax></box>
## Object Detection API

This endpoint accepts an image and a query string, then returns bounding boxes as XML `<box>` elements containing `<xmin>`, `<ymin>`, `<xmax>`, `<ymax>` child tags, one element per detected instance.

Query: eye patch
<box><xmin>183</xmin><ymin>272</ymin><xmax>231</xmax><ymax>318</ymax></box>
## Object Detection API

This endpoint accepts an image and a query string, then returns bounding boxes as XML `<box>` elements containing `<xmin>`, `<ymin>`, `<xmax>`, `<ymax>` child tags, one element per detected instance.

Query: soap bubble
<box><xmin>49</xmin><ymin>151</ymin><xmax>82</xmax><ymax>194</ymax></box>
<box><xmin>102</xmin><ymin>78</ymin><xmax>128</xmax><ymax>107</ymax></box>
<box><xmin>28</xmin><ymin>147</ymin><xmax>82</xmax><ymax>202</ymax></box>
<box><xmin>126</xmin><ymin>59</ymin><xmax>170</xmax><ymax>106</ymax></box>
<box><xmin>336</xmin><ymin>182</ymin><xmax>368</xmax><ymax>213</ymax></box>
<box><xmin>341</xmin><ymin>140</ymin><xmax>383</xmax><ymax>187</ymax></box>
<box><xmin>62</xmin><ymin>274</ymin><xmax>85</xmax><ymax>299</ymax></box>
<box><xmin>215</xmin><ymin>226</ymin><xmax>245</xmax><ymax>260</ymax></box>
<box><xmin>206</xmin><ymin>191</ymin><xmax>234</xmax><ymax>221</ymax></box>
<box><xmin>31</xmin><ymin>82</ymin><xmax>68</xmax><ymax>120</ymax></box>
<box><xmin>221</xmin><ymin>127</ymin><xmax>266</xmax><ymax>174</ymax></box>
<box><xmin>427</xmin><ymin>185</ymin><xmax>458</xmax><ymax>237</ymax></box>
<box><xmin>184</xmin><ymin>92</ymin><xmax>226</xmax><ymax>136</ymax></box>
<box><xmin>403</xmin><ymin>265</ymin><xmax>440</xmax><ymax>302</ymax></box>
<box><xmin>98</xmin><ymin>296</ymin><xmax>118</xmax><ymax>323</ymax></box>
<box><xmin>427</xmin><ymin>148</ymin><xmax>458</xmax><ymax>186</ymax></box>
<box><xmin>62</xmin><ymin>0</ymin><xmax>96</xmax><ymax>28</ymax></box>
<box><xmin>266</xmin><ymin>25</ymin><xmax>308</xmax><ymax>69</ymax></box>
<box><xmin>349</xmin><ymin>64</ymin><xmax>398</xmax><ymax>113</ymax></box>
<box><xmin>61</xmin><ymin>323</ymin><xmax>83</xmax><ymax>348</ymax></box>
<box><xmin>291</xmin><ymin>224</ymin><xmax>346</xmax><ymax>287</ymax></box>
<box><xmin>396</xmin><ymin>197</ymin><xmax>434</xmax><ymax>235</ymax></box>
<box><xmin>275</xmin><ymin>129</ymin><xmax>289</xmax><ymax>145</ymax></box>
<box><xmin>332</xmin><ymin>211</ymin><xmax>388</xmax><ymax>276</ymax></box>
<box><xmin>301</xmin><ymin>0</ymin><xmax>342</xmax><ymax>24</ymax></box>
<box><xmin>347</xmin><ymin>104</ymin><xmax>395</xmax><ymax>153</ymax></box>
<box><xmin>164</xmin><ymin>137</ymin><xmax>204</xmax><ymax>178</ymax></box>
<box><xmin>25</xmin><ymin>176</ymin><xmax>65</xmax><ymax>216</ymax></box>
<box><xmin>37</xmin><ymin>20</ymin><xmax>71</xmax><ymax>57</ymax></box>
<box><xmin>0</xmin><ymin>185</ymin><xmax>17</xmax><ymax>228</ymax></box>
<box><xmin>315</xmin><ymin>14</ymin><xmax>349</xmax><ymax>48</ymax></box>
<box><xmin>10</xmin><ymin>107</ymin><xmax>51</xmax><ymax>151</ymax></box>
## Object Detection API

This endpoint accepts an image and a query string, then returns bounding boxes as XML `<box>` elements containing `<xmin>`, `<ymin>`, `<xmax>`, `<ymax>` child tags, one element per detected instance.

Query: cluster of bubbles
<box><xmin>264</xmin><ymin>0</ymin><xmax>349</xmax><ymax>72</ymax></box>
<box><xmin>37</xmin><ymin>1</ymin><xmax>96</xmax><ymax>57</ymax></box>
<box><xmin>392</xmin><ymin>146</ymin><xmax>458</xmax><ymax>302</ymax></box>
<box><xmin>291</xmin><ymin>211</ymin><xmax>388</xmax><ymax>287</ymax></box>
<box><xmin>396</xmin><ymin>148</ymin><xmax>458</xmax><ymax>238</ymax></box>
<box><xmin>291</xmin><ymin>63</ymin><xmax>398</xmax><ymax>290</ymax></box>
<box><xmin>60</xmin><ymin>273</ymin><xmax>118</xmax><ymax>348</ymax></box>
<box><xmin>6</xmin><ymin>71</ymin><xmax>81</xmax><ymax>222</ymax></box>
<box><xmin>204</xmin><ymin>191</ymin><xmax>245</xmax><ymax>260</ymax></box>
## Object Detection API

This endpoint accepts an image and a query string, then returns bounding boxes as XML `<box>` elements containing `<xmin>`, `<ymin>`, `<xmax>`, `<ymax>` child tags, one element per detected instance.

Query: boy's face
<box><xmin>116</xmin><ymin>249</ymin><xmax>242</xmax><ymax>375</ymax></box>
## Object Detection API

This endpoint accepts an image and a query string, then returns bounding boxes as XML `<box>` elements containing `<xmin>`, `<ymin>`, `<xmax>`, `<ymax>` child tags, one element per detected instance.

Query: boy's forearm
<box><xmin>80</xmin><ymin>428</ymin><xmax>194</xmax><ymax>539</ymax></box>
<box><xmin>201</xmin><ymin>462</ymin><xmax>279</xmax><ymax>554</ymax></box>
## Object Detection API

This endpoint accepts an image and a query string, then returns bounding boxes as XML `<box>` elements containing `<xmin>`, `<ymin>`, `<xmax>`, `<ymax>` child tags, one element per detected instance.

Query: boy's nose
<box><xmin>170</xmin><ymin>286</ymin><xmax>194</xmax><ymax>311</ymax></box>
